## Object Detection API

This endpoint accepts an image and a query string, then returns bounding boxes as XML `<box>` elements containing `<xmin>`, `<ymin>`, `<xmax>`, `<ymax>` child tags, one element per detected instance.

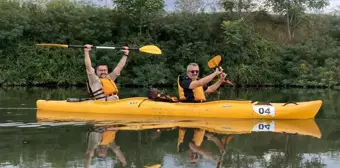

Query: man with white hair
<box><xmin>177</xmin><ymin>63</ymin><xmax>226</xmax><ymax>102</ymax></box>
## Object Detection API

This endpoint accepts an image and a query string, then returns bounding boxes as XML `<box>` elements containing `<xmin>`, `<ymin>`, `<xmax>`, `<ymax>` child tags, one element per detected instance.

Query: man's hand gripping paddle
<box><xmin>208</xmin><ymin>55</ymin><xmax>233</xmax><ymax>85</ymax></box>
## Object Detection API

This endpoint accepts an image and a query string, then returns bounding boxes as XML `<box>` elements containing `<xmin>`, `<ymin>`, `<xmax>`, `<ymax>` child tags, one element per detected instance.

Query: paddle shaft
<box><xmin>68</xmin><ymin>45</ymin><xmax>139</xmax><ymax>50</ymax></box>
<box><xmin>210</xmin><ymin>58</ymin><xmax>233</xmax><ymax>85</ymax></box>
<box><xmin>214</xmin><ymin>65</ymin><xmax>232</xmax><ymax>85</ymax></box>
<box><xmin>211</xmin><ymin>59</ymin><xmax>224</xmax><ymax>77</ymax></box>
<box><xmin>36</xmin><ymin>43</ymin><xmax>162</xmax><ymax>55</ymax></box>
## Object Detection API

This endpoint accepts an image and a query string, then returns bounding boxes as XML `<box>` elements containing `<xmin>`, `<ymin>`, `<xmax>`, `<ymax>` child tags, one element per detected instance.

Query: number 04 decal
<box><xmin>252</xmin><ymin>121</ymin><xmax>275</xmax><ymax>132</ymax></box>
<box><xmin>253</xmin><ymin>105</ymin><xmax>275</xmax><ymax>116</ymax></box>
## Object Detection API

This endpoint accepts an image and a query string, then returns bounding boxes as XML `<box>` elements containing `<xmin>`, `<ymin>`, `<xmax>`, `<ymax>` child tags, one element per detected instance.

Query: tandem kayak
<box><xmin>36</xmin><ymin>112</ymin><xmax>322</xmax><ymax>138</ymax></box>
<box><xmin>36</xmin><ymin>97</ymin><xmax>323</xmax><ymax>119</ymax></box>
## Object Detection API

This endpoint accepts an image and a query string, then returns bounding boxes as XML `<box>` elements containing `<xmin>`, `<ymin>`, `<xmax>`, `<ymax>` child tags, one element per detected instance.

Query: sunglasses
<box><xmin>189</xmin><ymin>70</ymin><xmax>199</xmax><ymax>74</ymax></box>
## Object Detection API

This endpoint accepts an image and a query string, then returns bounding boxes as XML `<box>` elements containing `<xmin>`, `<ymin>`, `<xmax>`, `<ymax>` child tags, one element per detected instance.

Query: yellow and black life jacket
<box><xmin>100</xmin><ymin>130</ymin><xmax>117</xmax><ymax>145</ymax></box>
<box><xmin>177</xmin><ymin>75</ymin><xmax>206</xmax><ymax>102</ymax></box>
<box><xmin>88</xmin><ymin>78</ymin><xmax>119</xmax><ymax>100</ymax></box>
<box><xmin>177</xmin><ymin>128</ymin><xmax>205</xmax><ymax>152</ymax></box>
<box><xmin>85</xmin><ymin>129</ymin><xmax>117</xmax><ymax>145</ymax></box>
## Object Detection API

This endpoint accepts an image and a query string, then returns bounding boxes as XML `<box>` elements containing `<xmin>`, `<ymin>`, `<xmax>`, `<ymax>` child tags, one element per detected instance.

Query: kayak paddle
<box><xmin>208</xmin><ymin>55</ymin><xmax>233</xmax><ymax>85</ymax></box>
<box><xmin>36</xmin><ymin>43</ymin><xmax>162</xmax><ymax>55</ymax></box>
<box><xmin>208</xmin><ymin>55</ymin><xmax>222</xmax><ymax>69</ymax></box>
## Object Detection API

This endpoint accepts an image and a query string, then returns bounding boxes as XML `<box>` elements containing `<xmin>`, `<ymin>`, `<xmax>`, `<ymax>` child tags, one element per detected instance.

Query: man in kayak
<box><xmin>178</xmin><ymin>63</ymin><xmax>226</xmax><ymax>102</ymax></box>
<box><xmin>84</xmin><ymin>44</ymin><xmax>129</xmax><ymax>101</ymax></box>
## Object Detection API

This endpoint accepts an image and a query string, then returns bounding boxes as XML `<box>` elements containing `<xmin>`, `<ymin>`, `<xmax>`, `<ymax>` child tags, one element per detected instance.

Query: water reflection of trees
<box><xmin>169</xmin><ymin>131</ymin><xmax>328</xmax><ymax>168</ymax></box>
<box><xmin>0</xmin><ymin>125</ymin><xmax>337</xmax><ymax>167</ymax></box>
<box><xmin>258</xmin><ymin>135</ymin><xmax>326</xmax><ymax>168</ymax></box>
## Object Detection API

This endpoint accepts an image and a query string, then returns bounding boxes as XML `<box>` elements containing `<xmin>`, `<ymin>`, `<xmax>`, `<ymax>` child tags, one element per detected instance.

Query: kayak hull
<box><xmin>36</xmin><ymin>97</ymin><xmax>322</xmax><ymax>119</ymax></box>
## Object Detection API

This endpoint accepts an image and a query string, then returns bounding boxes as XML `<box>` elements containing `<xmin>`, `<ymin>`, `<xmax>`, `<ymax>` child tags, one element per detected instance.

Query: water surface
<box><xmin>0</xmin><ymin>87</ymin><xmax>339</xmax><ymax>168</ymax></box>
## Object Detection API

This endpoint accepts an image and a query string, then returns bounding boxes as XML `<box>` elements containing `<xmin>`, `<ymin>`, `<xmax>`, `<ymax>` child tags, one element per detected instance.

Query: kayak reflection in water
<box><xmin>84</xmin><ymin>126</ymin><xmax>127</xmax><ymax>167</ymax></box>
<box><xmin>177</xmin><ymin>128</ymin><xmax>231</xmax><ymax>165</ymax></box>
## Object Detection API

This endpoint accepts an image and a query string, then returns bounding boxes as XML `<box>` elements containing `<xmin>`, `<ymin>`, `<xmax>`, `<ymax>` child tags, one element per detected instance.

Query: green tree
<box><xmin>220</xmin><ymin>0</ymin><xmax>256</xmax><ymax>16</ymax></box>
<box><xmin>220</xmin><ymin>19</ymin><xmax>282</xmax><ymax>85</ymax></box>
<box><xmin>113</xmin><ymin>0</ymin><xmax>164</xmax><ymax>36</ymax></box>
<box><xmin>265</xmin><ymin>0</ymin><xmax>329</xmax><ymax>40</ymax></box>
<box><xmin>0</xmin><ymin>0</ymin><xmax>338</xmax><ymax>88</ymax></box>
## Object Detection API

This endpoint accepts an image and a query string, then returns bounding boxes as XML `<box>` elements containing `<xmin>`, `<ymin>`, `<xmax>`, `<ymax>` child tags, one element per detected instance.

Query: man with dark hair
<box><xmin>84</xmin><ymin>44</ymin><xmax>129</xmax><ymax>101</ymax></box>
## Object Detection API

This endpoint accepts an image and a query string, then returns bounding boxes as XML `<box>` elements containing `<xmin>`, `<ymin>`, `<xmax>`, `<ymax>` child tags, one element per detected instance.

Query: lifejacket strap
<box><xmin>92</xmin><ymin>89</ymin><xmax>103</xmax><ymax>95</ymax></box>
<box><xmin>92</xmin><ymin>92</ymin><xmax>105</xmax><ymax>97</ymax></box>
<box><xmin>94</xmin><ymin>96</ymin><xmax>107</xmax><ymax>100</ymax></box>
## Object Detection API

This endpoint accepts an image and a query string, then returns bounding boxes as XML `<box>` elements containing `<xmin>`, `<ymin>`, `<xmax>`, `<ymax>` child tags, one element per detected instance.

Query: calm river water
<box><xmin>0</xmin><ymin>87</ymin><xmax>339</xmax><ymax>168</ymax></box>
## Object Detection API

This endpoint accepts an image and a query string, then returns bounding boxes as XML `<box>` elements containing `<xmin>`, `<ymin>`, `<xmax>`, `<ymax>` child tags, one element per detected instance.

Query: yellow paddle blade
<box><xmin>208</xmin><ymin>55</ymin><xmax>222</xmax><ymax>68</ymax></box>
<box><xmin>36</xmin><ymin>43</ymin><xmax>68</xmax><ymax>48</ymax></box>
<box><xmin>139</xmin><ymin>45</ymin><xmax>162</xmax><ymax>55</ymax></box>
<box><xmin>144</xmin><ymin>164</ymin><xmax>161</xmax><ymax>168</ymax></box>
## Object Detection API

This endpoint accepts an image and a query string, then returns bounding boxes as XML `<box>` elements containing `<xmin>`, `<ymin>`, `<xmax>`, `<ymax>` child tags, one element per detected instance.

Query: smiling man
<box><xmin>84</xmin><ymin>44</ymin><xmax>129</xmax><ymax>101</ymax></box>
<box><xmin>177</xmin><ymin>63</ymin><xmax>226</xmax><ymax>102</ymax></box>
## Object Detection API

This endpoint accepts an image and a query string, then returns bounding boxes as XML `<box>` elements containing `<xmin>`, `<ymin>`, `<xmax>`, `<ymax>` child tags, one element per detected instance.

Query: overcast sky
<box><xmin>94</xmin><ymin>0</ymin><xmax>340</xmax><ymax>13</ymax></box>
<box><xmin>163</xmin><ymin>0</ymin><xmax>340</xmax><ymax>13</ymax></box>
<box><xmin>326</xmin><ymin>0</ymin><xmax>340</xmax><ymax>12</ymax></box>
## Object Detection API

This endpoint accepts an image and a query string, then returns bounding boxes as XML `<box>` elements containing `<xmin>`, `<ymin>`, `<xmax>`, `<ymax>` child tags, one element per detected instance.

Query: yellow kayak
<box><xmin>36</xmin><ymin>97</ymin><xmax>322</xmax><ymax>119</ymax></box>
<box><xmin>36</xmin><ymin>112</ymin><xmax>321</xmax><ymax>138</ymax></box>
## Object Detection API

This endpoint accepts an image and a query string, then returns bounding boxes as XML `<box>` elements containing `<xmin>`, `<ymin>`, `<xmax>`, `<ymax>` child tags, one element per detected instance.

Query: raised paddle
<box><xmin>36</xmin><ymin>43</ymin><xmax>162</xmax><ymax>55</ymax></box>
<box><xmin>208</xmin><ymin>55</ymin><xmax>222</xmax><ymax>69</ymax></box>
<box><xmin>208</xmin><ymin>55</ymin><xmax>233</xmax><ymax>85</ymax></box>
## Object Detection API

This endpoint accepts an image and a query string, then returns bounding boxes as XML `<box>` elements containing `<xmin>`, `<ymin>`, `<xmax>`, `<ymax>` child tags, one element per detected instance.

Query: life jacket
<box><xmin>100</xmin><ymin>130</ymin><xmax>117</xmax><ymax>145</ymax></box>
<box><xmin>177</xmin><ymin>128</ymin><xmax>205</xmax><ymax>152</ymax></box>
<box><xmin>85</xmin><ymin>129</ymin><xmax>116</xmax><ymax>145</ymax></box>
<box><xmin>177</xmin><ymin>75</ymin><xmax>206</xmax><ymax>102</ymax></box>
<box><xmin>88</xmin><ymin>78</ymin><xmax>119</xmax><ymax>100</ymax></box>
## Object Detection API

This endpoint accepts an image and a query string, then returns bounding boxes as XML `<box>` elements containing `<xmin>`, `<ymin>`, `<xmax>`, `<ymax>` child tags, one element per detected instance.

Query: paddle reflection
<box><xmin>35</xmin><ymin>111</ymin><xmax>323</xmax><ymax>167</ymax></box>
<box><xmin>79</xmin><ymin>118</ymin><xmax>321</xmax><ymax>167</ymax></box>
<box><xmin>85</xmin><ymin>124</ymin><xmax>231</xmax><ymax>167</ymax></box>
<box><xmin>177</xmin><ymin>128</ymin><xmax>231</xmax><ymax>165</ymax></box>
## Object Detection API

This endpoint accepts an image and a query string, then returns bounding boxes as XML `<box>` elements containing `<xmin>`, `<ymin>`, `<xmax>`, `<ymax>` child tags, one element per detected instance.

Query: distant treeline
<box><xmin>0</xmin><ymin>0</ymin><xmax>339</xmax><ymax>89</ymax></box>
